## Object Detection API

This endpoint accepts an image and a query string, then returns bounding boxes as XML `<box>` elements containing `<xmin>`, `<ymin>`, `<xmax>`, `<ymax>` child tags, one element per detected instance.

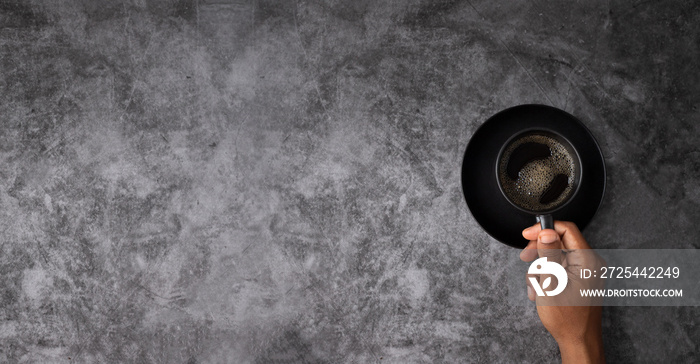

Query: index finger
<box><xmin>553</xmin><ymin>221</ymin><xmax>591</xmax><ymax>250</ymax></box>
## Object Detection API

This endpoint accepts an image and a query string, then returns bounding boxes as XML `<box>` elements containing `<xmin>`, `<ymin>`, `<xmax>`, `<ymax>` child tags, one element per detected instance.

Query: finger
<box><xmin>552</xmin><ymin>221</ymin><xmax>591</xmax><ymax>250</ymax></box>
<box><xmin>522</xmin><ymin>223</ymin><xmax>541</xmax><ymax>241</ymax></box>
<box><xmin>550</xmin><ymin>221</ymin><xmax>595</xmax><ymax>269</ymax></box>
<box><xmin>527</xmin><ymin>284</ymin><xmax>535</xmax><ymax>301</ymax></box>
<box><xmin>526</xmin><ymin>274</ymin><xmax>537</xmax><ymax>301</ymax></box>
<box><xmin>522</xmin><ymin>238</ymin><xmax>538</xmax><ymax>302</ymax></box>
<box><xmin>520</xmin><ymin>240</ymin><xmax>538</xmax><ymax>262</ymax></box>
<box><xmin>537</xmin><ymin>229</ymin><xmax>563</xmax><ymax>264</ymax></box>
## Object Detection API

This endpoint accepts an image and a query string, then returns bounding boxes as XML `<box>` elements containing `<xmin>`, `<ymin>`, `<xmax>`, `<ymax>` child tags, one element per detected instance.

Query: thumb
<box><xmin>537</xmin><ymin>229</ymin><xmax>563</xmax><ymax>264</ymax></box>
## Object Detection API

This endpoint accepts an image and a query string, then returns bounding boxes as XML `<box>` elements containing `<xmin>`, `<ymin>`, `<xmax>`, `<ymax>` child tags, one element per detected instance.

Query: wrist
<box><xmin>557</xmin><ymin>334</ymin><xmax>605</xmax><ymax>364</ymax></box>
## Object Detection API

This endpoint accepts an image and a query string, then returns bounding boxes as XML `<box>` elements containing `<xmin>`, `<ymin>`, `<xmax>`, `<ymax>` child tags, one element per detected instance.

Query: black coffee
<box><xmin>497</xmin><ymin>133</ymin><xmax>577</xmax><ymax>212</ymax></box>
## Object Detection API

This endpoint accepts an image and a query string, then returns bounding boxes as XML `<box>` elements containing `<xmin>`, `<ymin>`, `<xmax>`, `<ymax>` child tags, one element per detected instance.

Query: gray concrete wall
<box><xmin>1</xmin><ymin>0</ymin><xmax>698</xmax><ymax>362</ymax></box>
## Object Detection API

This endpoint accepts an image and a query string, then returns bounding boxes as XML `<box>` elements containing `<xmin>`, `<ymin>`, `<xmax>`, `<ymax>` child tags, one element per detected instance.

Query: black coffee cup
<box><xmin>461</xmin><ymin>104</ymin><xmax>605</xmax><ymax>248</ymax></box>
<box><xmin>495</xmin><ymin>129</ymin><xmax>583</xmax><ymax>230</ymax></box>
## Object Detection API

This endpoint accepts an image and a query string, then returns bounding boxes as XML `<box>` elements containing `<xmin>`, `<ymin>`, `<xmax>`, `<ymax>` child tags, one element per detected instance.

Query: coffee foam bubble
<box><xmin>498</xmin><ymin>134</ymin><xmax>577</xmax><ymax>212</ymax></box>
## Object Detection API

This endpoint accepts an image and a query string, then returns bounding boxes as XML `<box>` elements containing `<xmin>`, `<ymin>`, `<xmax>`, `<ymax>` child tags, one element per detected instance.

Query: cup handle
<box><xmin>537</xmin><ymin>214</ymin><xmax>554</xmax><ymax>230</ymax></box>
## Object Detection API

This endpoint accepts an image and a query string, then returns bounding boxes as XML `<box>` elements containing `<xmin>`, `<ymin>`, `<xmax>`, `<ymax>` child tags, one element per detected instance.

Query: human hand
<box><xmin>520</xmin><ymin>221</ymin><xmax>605</xmax><ymax>364</ymax></box>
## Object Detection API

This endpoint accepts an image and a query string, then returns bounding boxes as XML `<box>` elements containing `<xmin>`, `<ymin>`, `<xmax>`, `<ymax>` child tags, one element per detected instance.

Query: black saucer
<box><xmin>461</xmin><ymin>104</ymin><xmax>606</xmax><ymax>248</ymax></box>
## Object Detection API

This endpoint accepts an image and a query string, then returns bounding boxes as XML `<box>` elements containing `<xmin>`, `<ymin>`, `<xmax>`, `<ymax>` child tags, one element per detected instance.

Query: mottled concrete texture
<box><xmin>1</xmin><ymin>0</ymin><xmax>698</xmax><ymax>363</ymax></box>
